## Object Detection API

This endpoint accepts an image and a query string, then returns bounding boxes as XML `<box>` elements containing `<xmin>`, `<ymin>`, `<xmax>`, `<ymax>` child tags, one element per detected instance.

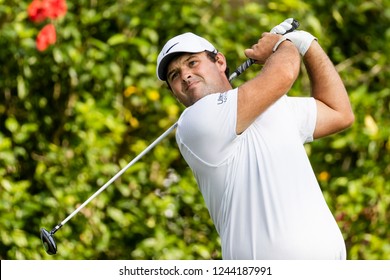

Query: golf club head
<box><xmin>40</xmin><ymin>228</ymin><xmax>57</xmax><ymax>255</ymax></box>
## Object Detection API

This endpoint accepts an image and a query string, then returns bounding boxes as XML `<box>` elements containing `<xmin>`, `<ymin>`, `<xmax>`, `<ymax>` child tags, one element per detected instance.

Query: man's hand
<box><xmin>244</xmin><ymin>32</ymin><xmax>283</xmax><ymax>64</ymax></box>
<box><xmin>274</xmin><ymin>30</ymin><xmax>317</xmax><ymax>56</ymax></box>
<box><xmin>270</xmin><ymin>18</ymin><xmax>298</xmax><ymax>35</ymax></box>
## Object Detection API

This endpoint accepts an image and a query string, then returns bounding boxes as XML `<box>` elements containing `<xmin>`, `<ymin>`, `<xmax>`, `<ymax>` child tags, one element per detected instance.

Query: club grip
<box><xmin>228</xmin><ymin>58</ymin><xmax>255</xmax><ymax>81</ymax></box>
<box><xmin>286</xmin><ymin>19</ymin><xmax>300</xmax><ymax>34</ymax></box>
<box><xmin>229</xmin><ymin>19</ymin><xmax>299</xmax><ymax>82</ymax></box>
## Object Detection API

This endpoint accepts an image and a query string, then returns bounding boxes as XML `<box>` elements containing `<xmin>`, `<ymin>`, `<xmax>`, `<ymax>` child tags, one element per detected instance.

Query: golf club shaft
<box><xmin>56</xmin><ymin>122</ymin><xmax>178</xmax><ymax>230</ymax></box>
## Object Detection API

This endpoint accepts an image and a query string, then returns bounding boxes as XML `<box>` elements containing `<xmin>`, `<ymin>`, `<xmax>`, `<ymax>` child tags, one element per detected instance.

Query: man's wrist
<box><xmin>273</xmin><ymin>37</ymin><xmax>293</xmax><ymax>52</ymax></box>
<box><xmin>283</xmin><ymin>31</ymin><xmax>317</xmax><ymax>56</ymax></box>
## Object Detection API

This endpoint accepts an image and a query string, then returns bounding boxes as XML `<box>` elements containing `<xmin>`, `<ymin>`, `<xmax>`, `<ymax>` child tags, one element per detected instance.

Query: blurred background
<box><xmin>0</xmin><ymin>0</ymin><xmax>389</xmax><ymax>260</ymax></box>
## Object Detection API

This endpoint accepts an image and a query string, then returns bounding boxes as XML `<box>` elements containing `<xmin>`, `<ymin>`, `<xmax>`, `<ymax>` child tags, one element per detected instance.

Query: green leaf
<box><xmin>107</xmin><ymin>34</ymin><xmax>127</xmax><ymax>46</ymax></box>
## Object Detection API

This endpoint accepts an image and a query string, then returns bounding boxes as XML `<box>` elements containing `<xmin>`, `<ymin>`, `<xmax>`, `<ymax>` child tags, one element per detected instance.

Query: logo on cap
<box><xmin>164</xmin><ymin>42</ymin><xmax>179</xmax><ymax>55</ymax></box>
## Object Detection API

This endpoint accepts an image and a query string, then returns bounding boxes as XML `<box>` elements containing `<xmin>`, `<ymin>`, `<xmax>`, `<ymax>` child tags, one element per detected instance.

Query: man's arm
<box><xmin>236</xmin><ymin>33</ymin><xmax>300</xmax><ymax>134</ymax></box>
<box><xmin>303</xmin><ymin>40</ymin><xmax>355</xmax><ymax>139</ymax></box>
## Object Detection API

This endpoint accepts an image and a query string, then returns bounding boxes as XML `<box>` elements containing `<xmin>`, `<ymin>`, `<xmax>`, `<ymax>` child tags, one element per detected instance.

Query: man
<box><xmin>156</xmin><ymin>20</ymin><xmax>354</xmax><ymax>259</ymax></box>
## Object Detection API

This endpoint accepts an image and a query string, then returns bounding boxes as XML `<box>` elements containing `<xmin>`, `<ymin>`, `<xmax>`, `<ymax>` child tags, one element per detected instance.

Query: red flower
<box><xmin>45</xmin><ymin>0</ymin><xmax>67</xmax><ymax>19</ymax></box>
<box><xmin>36</xmin><ymin>23</ymin><xmax>57</xmax><ymax>51</ymax></box>
<box><xmin>28</xmin><ymin>0</ymin><xmax>47</xmax><ymax>23</ymax></box>
<box><xmin>27</xmin><ymin>0</ymin><xmax>67</xmax><ymax>22</ymax></box>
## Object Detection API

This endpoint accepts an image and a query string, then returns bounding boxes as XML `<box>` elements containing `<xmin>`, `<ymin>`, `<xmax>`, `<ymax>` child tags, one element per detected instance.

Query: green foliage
<box><xmin>0</xmin><ymin>0</ymin><xmax>389</xmax><ymax>259</ymax></box>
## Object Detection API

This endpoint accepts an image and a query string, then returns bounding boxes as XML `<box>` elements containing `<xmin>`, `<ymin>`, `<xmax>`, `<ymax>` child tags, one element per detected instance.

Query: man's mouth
<box><xmin>185</xmin><ymin>80</ymin><xmax>199</xmax><ymax>91</ymax></box>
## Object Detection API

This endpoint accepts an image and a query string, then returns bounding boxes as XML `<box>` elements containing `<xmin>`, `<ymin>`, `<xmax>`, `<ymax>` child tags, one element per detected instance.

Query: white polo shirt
<box><xmin>176</xmin><ymin>88</ymin><xmax>346</xmax><ymax>259</ymax></box>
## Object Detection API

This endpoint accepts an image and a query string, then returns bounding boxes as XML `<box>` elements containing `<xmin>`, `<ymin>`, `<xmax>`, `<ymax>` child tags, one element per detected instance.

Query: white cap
<box><xmin>156</xmin><ymin>32</ymin><xmax>217</xmax><ymax>81</ymax></box>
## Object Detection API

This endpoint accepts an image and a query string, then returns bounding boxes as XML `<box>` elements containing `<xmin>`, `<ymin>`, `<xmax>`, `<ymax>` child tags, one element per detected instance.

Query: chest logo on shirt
<box><xmin>217</xmin><ymin>92</ymin><xmax>228</xmax><ymax>105</ymax></box>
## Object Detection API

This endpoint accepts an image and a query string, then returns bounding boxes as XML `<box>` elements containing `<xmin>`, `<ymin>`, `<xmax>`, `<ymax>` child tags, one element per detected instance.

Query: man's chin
<box><xmin>189</xmin><ymin>92</ymin><xmax>208</xmax><ymax>105</ymax></box>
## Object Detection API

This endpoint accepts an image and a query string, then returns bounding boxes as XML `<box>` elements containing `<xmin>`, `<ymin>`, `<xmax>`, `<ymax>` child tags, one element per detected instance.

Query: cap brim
<box><xmin>157</xmin><ymin>52</ymin><xmax>183</xmax><ymax>81</ymax></box>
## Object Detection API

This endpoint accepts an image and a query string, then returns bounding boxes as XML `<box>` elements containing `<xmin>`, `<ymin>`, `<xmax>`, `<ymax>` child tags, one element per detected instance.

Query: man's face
<box><xmin>166</xmin><ymin>52</ymin><xmax>229</xmax><ymax>107</ymax></box>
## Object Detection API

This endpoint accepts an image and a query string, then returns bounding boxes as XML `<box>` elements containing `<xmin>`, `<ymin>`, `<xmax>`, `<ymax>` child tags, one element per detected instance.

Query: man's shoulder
<box><xmin>181</xmin><ymin>88</ymin><xmax>237</xmax><ymax>118</ymax></box>
<box><xmin>176</xmin><ymin>88</ymin><xmax>238</xmax><ymax>145</ymax></box>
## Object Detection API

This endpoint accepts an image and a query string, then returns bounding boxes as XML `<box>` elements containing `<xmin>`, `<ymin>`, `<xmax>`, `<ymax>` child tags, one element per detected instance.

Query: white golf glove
<box><xmin>273</xmin><ymin>30</ymin><xmax>317</xmax><ymax>56</ymax></box>
<box><xmin>270</xmin><ymin>18</ymin><xmax>297</xmax><ymax>35</ymax></box>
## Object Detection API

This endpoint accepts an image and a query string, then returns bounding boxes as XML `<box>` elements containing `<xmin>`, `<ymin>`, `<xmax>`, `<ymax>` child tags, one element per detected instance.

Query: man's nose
<box><xmin>181</xmin><ymin>69</ymin><xmax>192</xmax><ymax>83</ymax></box>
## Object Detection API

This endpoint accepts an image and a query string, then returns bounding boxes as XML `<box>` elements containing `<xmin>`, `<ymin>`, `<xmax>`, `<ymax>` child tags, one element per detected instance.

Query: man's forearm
<box><xmin>304</xmin><ymin>41</ymin><xmax>354</xmax><ymax>138</ymax></box>
<box><xmin>304</xmin><ymin>41</ymin><xmax>347</xmax><ymax>104</ymax></box>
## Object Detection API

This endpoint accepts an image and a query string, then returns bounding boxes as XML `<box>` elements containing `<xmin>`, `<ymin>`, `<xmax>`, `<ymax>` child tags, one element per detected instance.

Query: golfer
<box><xmin>156</xmin><ymin>21</ymin><xmax>354</xmax><ymax>259</ymax></box>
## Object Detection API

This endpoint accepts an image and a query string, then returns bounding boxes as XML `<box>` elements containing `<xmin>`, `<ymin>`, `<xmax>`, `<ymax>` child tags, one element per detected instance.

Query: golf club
<box><xmin>40</xmin><ymin>122</ymin><xmax>177</xmax><ymax>255</ymax></box>
<box><xmin>228</xmin><ymin>18</ymin><xmax>299</xmax><ymax>81</ymax></box>
<box><xmin>41</xmin><ymin>19</ymin><xmax>299</xmax><ymax>255</ymax></box>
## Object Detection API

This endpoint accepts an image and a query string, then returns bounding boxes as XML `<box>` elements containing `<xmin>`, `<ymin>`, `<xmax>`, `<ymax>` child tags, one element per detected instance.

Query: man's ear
<box><xmin>215</xmin><ymin>52</ymin><xmax>227</xmax><ymax>72</ymax></box>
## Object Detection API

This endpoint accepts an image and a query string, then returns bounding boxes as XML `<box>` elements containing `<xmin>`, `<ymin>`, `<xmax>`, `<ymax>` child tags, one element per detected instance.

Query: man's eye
<box><xmin>189</xmin><ymin>60</ymin><xmax>197</xmax><ymax>67</ymax></box>
<box><xmin>170</xmin><ymin>72</ymin><xmax>178</xmax><ymax>81</ymax></box>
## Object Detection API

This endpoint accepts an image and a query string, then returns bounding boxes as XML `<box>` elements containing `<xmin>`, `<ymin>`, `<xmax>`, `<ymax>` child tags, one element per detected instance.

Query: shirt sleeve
<box><xmin>286</xmin><ymin>96</ymin><xmax>317</xmax><ymax>143</ymax></box>
<box><xmin>176</xmin><ymin>89</ymin><xmax>239</xmax><ymax>166</ymax></box>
